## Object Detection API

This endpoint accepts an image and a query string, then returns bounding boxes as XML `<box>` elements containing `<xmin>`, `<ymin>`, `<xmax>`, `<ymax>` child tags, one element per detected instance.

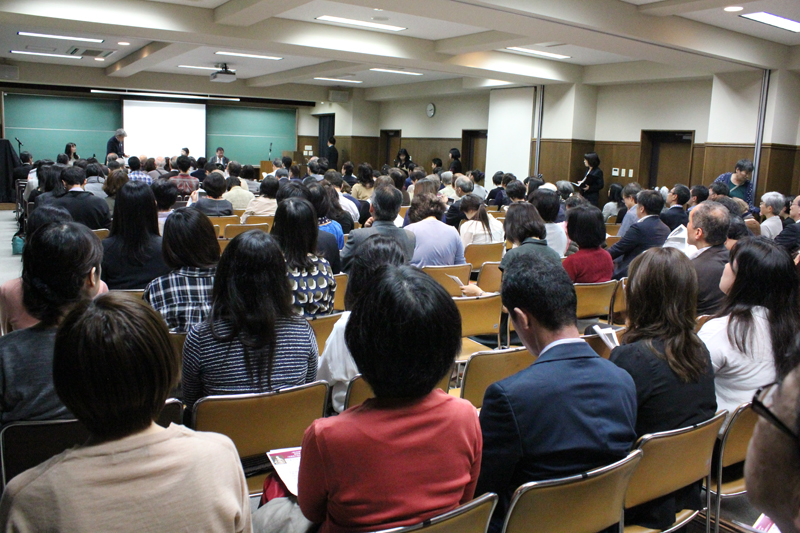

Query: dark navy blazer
<box><xmin>659</xmin><ymin>205</ymin><xmax>688</xmax><ymax>232</ymax></box>
<box><xmin>608</xmin><ymin>215</ymin><xmax>670</xmax><ymax>279</ymax></box>
<box><xmin>476</xmin><ymin>340</ymin><xmax>637</xmax><ymax>533</ymax></box>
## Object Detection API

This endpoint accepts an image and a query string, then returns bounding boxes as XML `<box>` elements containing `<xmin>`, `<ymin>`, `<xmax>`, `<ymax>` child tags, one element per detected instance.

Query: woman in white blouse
<box><xmin>698</xmin><ymin>237</ymin><xmax>800</xmax><ymax>415</ymax></box>
<box><xmin>459</xmin><ymin>194</ymin><xmax>505</xmax><ymax>248</ymax></box>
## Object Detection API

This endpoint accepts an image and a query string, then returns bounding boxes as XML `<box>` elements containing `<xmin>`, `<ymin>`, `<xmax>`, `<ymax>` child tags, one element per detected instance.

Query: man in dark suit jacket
<box><xmin>341</xmin><ymin>185</ymin><xmax>416</xmax><ymax>272</ymax></box>
<box><xmin>687</xmin><ymin>201</ymin><xmax>731</xmax><ymax>316</ymax></box>
<box><xmin>444</xmin><ymin>176</ymin><xmax>475</xmax><ymax>227</ymax></box>
<box><xmin>106</xmin><ymin>129</ymin><xmax>126</xmax><ymax>159</ymax></box>
<box><xmin>660</xmin><ymin>184</ymin><xmax>690</xmax><ymax>231</ymax></box>
<box><xmin>776</xmin><ymin>195</ymin><xmax>800</xmax><ymax>254</ymax></box>
<box><xmin>13</xmin><ymin>151</ymin><xmax>32</xmax><ymax>184</ymax></box>
<box><xmin>49</xmin><ymin>166</ymin><xmax>111</xmax><ymax>230</ymax></box>
<box><xmin>476</xmin><ymin>253</ymin><xmax>637</xmax><ymax>533</ymax></box>
<box><xmin>210</xmin><ymin>147</ymin><xmax>229</xmax><ymax>168</ymax></box>
<box><xmin>609</xmin><ymin>190</ymin><xmax>670</xmax><ymax>279</ymax></box>
<box><xmin>325</xmin><ymin>137</ymin><xmax>339</xmax><ymax>171</ymax></box>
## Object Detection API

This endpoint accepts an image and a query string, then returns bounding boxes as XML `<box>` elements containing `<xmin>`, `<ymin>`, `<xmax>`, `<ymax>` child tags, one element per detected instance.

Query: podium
<box><xmin>259</xmin><ymin>161</ymin><xmax>274</xmax><ymax>179</ymax></box>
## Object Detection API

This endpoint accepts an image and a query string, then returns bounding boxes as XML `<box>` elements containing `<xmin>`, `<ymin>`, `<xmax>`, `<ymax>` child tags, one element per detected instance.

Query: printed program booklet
<box><xmin>267</xmin><ymin>447</ymin><xmax>302</xmax><ymax>496</ymax></box>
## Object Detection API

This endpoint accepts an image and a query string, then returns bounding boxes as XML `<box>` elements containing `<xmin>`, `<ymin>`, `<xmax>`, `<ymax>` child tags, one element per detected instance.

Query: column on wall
<box><xmin>761</xmin><ymin>70</ymin><xmax>800</xmax><ymax>196</ymax></box>
<box><xmin>485</xmin><ymin>87</ymin><xmax>536</xmax><ymax>182</ymax></box>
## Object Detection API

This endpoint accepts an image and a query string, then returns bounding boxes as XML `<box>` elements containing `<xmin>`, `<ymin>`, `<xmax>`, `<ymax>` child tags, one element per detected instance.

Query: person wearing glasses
<box><xmin>698</xmin><ymin>237</ymin><xmax>800</xmax><ymax>416</ymax></box>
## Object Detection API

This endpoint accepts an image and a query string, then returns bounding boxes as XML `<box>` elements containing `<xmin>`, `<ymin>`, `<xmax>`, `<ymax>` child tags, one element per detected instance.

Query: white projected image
<box><xmin>122</xmin><ymin>100</ymin><xmax>206</xmax><ymax>159</ymax></box>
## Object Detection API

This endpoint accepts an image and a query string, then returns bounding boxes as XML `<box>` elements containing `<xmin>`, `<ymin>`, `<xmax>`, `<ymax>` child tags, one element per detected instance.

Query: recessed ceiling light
<box><xmin>724</xmin><ymin>6</ymin><xmax>743</xmax><ymax>12</ymax></box>
<box><xmin>314</xmin><ymin>77</ymin><xmax>363</xmax><ymax>84</ymax></box>
<box><xmin>178</xmin><ymin>65</ymin><xmax>235</xmax><ymax>72</ymax></box>
<box><xmin>90</xmin><ymin>89</ymin><xmax>240</xmax><ymax>102</ymax></box>
<box><xmin>741</xmin><ymin>12</ymin><xmax>800</xmax><ymax>32</ymax></box>
<box><xmin>11</xmin><ymin>50</ymin><xmax>82</xmax><ymax>59</ymax></box>
<box><xmin>17</xmin><ymin>31</ymin><xmax>103</xmax><ymax>43</ymax></box>
<box><xmin>118</xmin><ymin>41</ymin><xmax>130</xmax><ymax>46</ymax></box>
<box><xmin>315</xmin><ymin>15</ymin><xmax>405</xmax><ymax>32</ymax></box>
<box><xmin>505</xmin><ymin>47</ymin><xmax>571</xmax><ymax>60</ymax></box>
<box><xmin>374</xmin><ymin>8</ymin><xmax>383</xmax><ymax>11</ymax></box>
<box><xmin>94</xmin><ymin>57</ymin><xmax>105</xmax><ymax>62</ymax></box>
<box><xmin>370</xmin><ymin>68</ymin><xmax>423</xmax><ymax>76</ymax></box>
<box><xmin>215</xmin><ymin>51</ymin><xmax>282</xmax><ymax>60</ymax></box>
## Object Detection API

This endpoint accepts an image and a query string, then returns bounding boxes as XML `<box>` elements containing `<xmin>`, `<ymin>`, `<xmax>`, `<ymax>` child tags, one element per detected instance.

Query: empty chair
<box><xmin>460</xmin><ymin>348</ymin><xmax>534</xmax><ymax>408</ymax></box>
<box><xmin>222</xmin><ymin>223</ymin><xmax>269</xmax><ymax>239</ymax></box>
<box><xmin>502</xmin><ymin>450</ymin><xmax>643</xmax><ymax>533</ymax></box>
<box><xmin>464</xmin><ymin>243</ymin><xmax>504</xmax><ymax>272</ymax></box>
<box><xmin>192</xmin><ymin>381</ymin><xmax>329</xmax><ymax>495</ymax></box>
<box><xmin>423</xmin><ymin>264</ymin><xmax>473</xmax><ymax>297</ymax></box>
<box><xmin>476</xmin><ymin>262</ymin><xmax>502</xmax><ymax>293</ymax></box>
<box><xmin>372</xmin><ymin>493</ymin><xmax>498</xmax><ymax>533</ymax></box>
<box><xmin>454</xmin><ymin>294</ymin><xmax>503</xmax><ymax>361</ymax></box>
<box><xmin>308</xmin><ymin>312</ymin><xmax>346</xmax><ymax>355</ymax></box>
<box><xmin>574</xmin><ymin>280</ymin><xmax>618</xmax><ymax>323</ymax></box>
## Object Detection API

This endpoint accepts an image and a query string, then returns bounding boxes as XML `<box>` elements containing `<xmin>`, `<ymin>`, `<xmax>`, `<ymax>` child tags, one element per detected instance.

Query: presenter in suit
<box><xmin>210</xmin><ymin>147</ymin><xmax>230</xmax><ymax>168</ymax></box>
<box><xmin>106</xmin><ymin>129</ymin><xmax>127</xmax><ymax>160</ymax></box>
<box><xmin>608</xmin><ymin>190</ymin><xmax>670</xmax><ymax>279</ymax></box>
<box><xmin>476</xmin><ymin>252</ymin><xmax>637</xmax><ymax>533</ymax></box>
<box><xmin>579</xmin><ymin>152</ymin><xmax>604</xmax><ymax>207</ymax></box>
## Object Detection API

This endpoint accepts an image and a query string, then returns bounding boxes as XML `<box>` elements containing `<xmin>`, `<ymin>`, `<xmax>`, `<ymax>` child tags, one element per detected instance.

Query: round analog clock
<box><xmin>426</xmin><ymin>103</ymin><xmax>436</xmax><ymax>118</ymax></box>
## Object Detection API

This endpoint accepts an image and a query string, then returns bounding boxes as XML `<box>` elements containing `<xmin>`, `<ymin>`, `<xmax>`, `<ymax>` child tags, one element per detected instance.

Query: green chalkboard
<box><xmin>206</xmin><ymin>105</ymin><xmax>296</xmax><ymax>166</ymax></box>
<box><xmin>4</xmin><ymin>93</ymin><xmax>122</xmax><ymax>161</ymax></box>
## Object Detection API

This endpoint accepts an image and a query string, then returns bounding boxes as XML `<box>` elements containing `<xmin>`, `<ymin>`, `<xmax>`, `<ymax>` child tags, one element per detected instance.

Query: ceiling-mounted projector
<box><xmin>210</xmin><ymin>63</ymin><xmax>236</xmax><ymax>83</ymax></box>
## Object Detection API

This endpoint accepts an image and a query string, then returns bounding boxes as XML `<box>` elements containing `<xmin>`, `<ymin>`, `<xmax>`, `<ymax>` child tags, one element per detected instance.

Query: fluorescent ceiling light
<box><xmin>94</xmin><ymin>57</ymin><xmax>105</xmax><ymax>62</ymax></box>
<box><xmin>17</xmin><ymin>31</ymin><xmax>103</xmax><ymax>43</ymax></box>
<box><xmin>216</xmin><ymin>51</ymin><xmax>282</xmax><ymax>60</ymax></box>
<box><xmin>90</xmin><ymin>89</ymin><xmax>240</xmax><ymax>102</ymax></box>
<box><xmin>741</xmin><ymin>12</ymin><xmax>800</xmax><ymax>32</ymax></box>
<box><xmin>314</xmin><ymin>77</ymin><xmax>363</xmax><ymax>83</ymax></box>
<box><xmin>118</xmin><ymin>42</ymin><xmax>130</xmax><ymax>46</ymax></box>
<box><xmin>11</xmin><ymin>50</ymin><xmax>81</xmax><ymax>59</ymax></box>
<box><xmin>724</xmin><ymin>6</ymin><xmax>743</xmax><ymax>12</ymax></box>
<box><xmin>315</xmin><ymin>15</ymin><xmax>405</xmax><ymax>32</ymax></box>
<box><xmin>178</xmin><ymin>65</ymin><xmax>235</xmax><ymax>72</ymax></box>
<box><xmin>506</xmin><ymin>47</ymin><xmax>571</xmax><ymax>59</ymax></box>
<box><xmin>370</xmin><ymin>68</ymin><xmax>422</xmax><ymax>76</ymax></box>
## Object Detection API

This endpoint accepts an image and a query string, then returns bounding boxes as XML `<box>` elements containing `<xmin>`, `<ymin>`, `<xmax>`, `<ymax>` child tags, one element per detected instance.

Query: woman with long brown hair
<box><xmin>610</xmin><ymin>246</ymin><xmax>716</xmax><ymax>531</ymax></box>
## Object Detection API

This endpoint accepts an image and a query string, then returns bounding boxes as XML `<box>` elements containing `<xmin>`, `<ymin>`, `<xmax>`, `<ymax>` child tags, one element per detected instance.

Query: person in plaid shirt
<box><xmin>126</xmin><ymin>156</ymin><xmax>152</xmax><ymax>185</ymax></box>
<box><xmin>143</xmin><ymin>208</ymin><xmax>219</xmax><ymax>332</ymax></box>
<box><xmin>168</xmin><ymin>155</ymin><xmax>199</xmax><ymax>195</ymax></box>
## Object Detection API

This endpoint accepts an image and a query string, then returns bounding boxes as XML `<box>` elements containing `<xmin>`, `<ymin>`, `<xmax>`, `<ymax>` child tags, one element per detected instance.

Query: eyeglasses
<box><xmin>752</xmin><ymin>383</ymin><xmax>800</xmax><ymax>441</ymax></box>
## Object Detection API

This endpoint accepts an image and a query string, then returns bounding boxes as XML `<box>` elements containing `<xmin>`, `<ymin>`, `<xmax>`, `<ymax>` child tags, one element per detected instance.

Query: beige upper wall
<box><xmin>707</xmin><ymin>71</ymin><xmax>762</xmax><ymax>144</ymax></box>
<box><xmin>377</xmin><ymin>94</ymin><xmax>490</xmax><ymax>138</ymax></box>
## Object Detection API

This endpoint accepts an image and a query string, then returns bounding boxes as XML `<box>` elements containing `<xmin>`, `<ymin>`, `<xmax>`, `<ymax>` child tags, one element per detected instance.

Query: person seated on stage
<box><xmin>101</xmin><ymin>181</ymin><xmax>170</xmax><ymax>290</ymax></box>
<box><xmin>660</xmin><ymin>184</ymin><xmax>690</xmax><ymax>232</ymax></box>
<box><xmin>687</xmin><ymin>201</ymin><xmax>730</xmax><ymax>316</ymax></box>
<box><xmin>476</xmin><ymin>252</ymin><xmax>636</xmax><ymax>533</ymax></box>
<box><xmin>242</xmin><ymin>176</ymin><xmax>279</xmax><ymax>222</ymax></box>
<box><xmin>191</xmin><ymin>173</ymin><xmax>233</xmax><ymax>217</ymax></box>
<box><xmin>152</xmin><ymin>179</ymin><xmax>178</xmax><ymax>235</ymax></box>
<box><xmin>562</xmin><ymin>205</ymin><xmax>613</xmax><ymax>283</ymax></box>
<box><xmin>608</xmin><ymin>189</ymin><xmax>670</xmax><ymax>279</ymax></box>
<box><xmin>292</xmin><ymin>265</ymin><xmax>480</xmax><ymax>532</ymax></box>
<box><xmin>610</xmin><ymin>247</ymin><xmax>717</xmax><ymax>531</ymax></box>
<box><xmin>222</xmin><ymin>176</ymin><xmax>254</xmax><ymax>211</ymax></box>
<box><xmin>168</xmin><ymin>155</ymin><xmax>199</xmax><ymax>195</ymax></box>
<box><xmin>49</xmin><ymin>166</ymin><xmax>111</xmax><ymax>230</ymax></box>
<box><xmin>0</xmin><ymin>292</ymin><xmax>251</xmax><ymax>532</ymax></box>
<box><xmin>0</xmin><ymin>221</ymin><xmax>103</xmax><ymax>424</ymax></box>
<box><xmin>760</xmin><ymin>192</ymin><xmax>786</xmax><ymax>240</ymax></box>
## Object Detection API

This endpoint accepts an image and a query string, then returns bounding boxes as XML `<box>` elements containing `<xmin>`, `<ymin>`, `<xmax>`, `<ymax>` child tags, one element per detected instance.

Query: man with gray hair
<box><xmin>440</xmin><ymin>171</ymin><xmax>457</xmax><ymax>200</ymax></box>
<box><xmin>687</xmin><ymin>201</ymin><xmax>731</xmax><ymax>315</ymax></box>
<box><xmin>445</xmin><ymin>176</ymin><xmax>475</xmax><ymax>227</ymax></box>
<box><xmin>106</xmin><ymin>128</ymin><xmax>126</xmax><ymax>159</ymax></box>
<box><xmin>340</xmin><ymin>185</ymin><xmax>416</xmax><ymax>271</ymax></box>
<box><xmin>760</xmin><ymin>191</ymin><xmax>785</xmax><ymax>239</ymax></box>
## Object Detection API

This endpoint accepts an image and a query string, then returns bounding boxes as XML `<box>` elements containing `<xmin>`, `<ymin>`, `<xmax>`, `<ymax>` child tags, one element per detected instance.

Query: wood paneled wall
<box><xmin>399</xmin><ymin>138</ymin><xmax>461</xmax><ymax>174</ymax></box>
<box><xmin>534</xmin><ymin>139</ymin><xmax>595</xmax><ymax>183</ymax></box>
<box><xmin>335</xmin><ymin>136</ymin><xmax>380</xmax><ymax>169</ymax></box>
<box><xmin>700</xmin><ymin>144</ymin><xmax>754</xmax><ymax>185</ymax></box>
<box><xmin>757</xmin><ymin>144</ymin><xmax>796</xmax><ymax>199</ymax></box>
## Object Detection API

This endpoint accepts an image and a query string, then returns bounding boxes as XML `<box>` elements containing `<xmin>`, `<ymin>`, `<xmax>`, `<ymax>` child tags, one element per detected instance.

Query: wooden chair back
<box><xmin>711</xmin><ymin>402</ymin><xmax>757</xmax><ymax>506</ymax></box>
<box><xmin>423</xmin><ymin>264</ymin><xmax>473</xmax><ymax>297</ymax></box>
<box><xmin>218</xmin><ymin>239</ymin><xmax>230</xmax><ymax>253</ymax></box>
<box><xmin>233</xmin><ymin>208</ymin><xmax>245</xmax><ymax>219</ymax></box>
<box><xmin>398</xmin><ymin>206</ymin><xmax>409</xmax><ymax>219</ymax></box>
<box><xmin>373</xmin><ymin>493</ymin><xmax>498</xmax><ymax>533</ymax></box>
<box><xmin>574</xmin><ymin>281</ymin><xmax>618</xmax><ymax>322</ymax></box>
<box><xmin>607</xmin><ymin>215</ymin><xmax>618</xmax><ymax>224</ymax></box>
<box><xmin>611</xmin><ymin>277</ymin><xmax>627</xmax><ymax>325</ymax></box>
<box><xmin>244</xmin><ymin>215</ymin><xmax>274</xmax><ymax>226</ymax></box>
<box><xmin>157</xmin><ymin>398</ymin><xmax>183</xmax><ymax>428</ymax></box>
<box><xmin>460</xmin><ymin>348</ymin><xmax>534</xmax><ymax>408</ymax></box>
<box><xmin>223</xmin><ymin>223</ymin><xmax>269</xmax><ymax>239</ymax></box>
<box><xmin>111</xmin><ymin>289</ymin><xmax>144</xmax><ymax>300</ymax></box>
<box><xmin>207</xmin><ymin>215</ymin><xmax>240</xmax><ymax>235</ymax></box>
<box><xmin>606</xmin><ymin>223</ymin><xmax>621</xmax><ymax>236</ymax></box>
<box><xmin>344</xmin><ymin>371</ymin><xmax>452</xmax><ymax>411</ymax></box>
<box><xmin>606</xmin><ymin>235</ymin><xmax>621</xmax><ymax>246</ymax></box>
<box><xmin>92</xmin><ymin>228</ymin><xmax>110</xmax><ymax>240</ymax></box>
<box><xmin>213</xmin><ymin>224</ymin><xmax>221</xmax><ymax>237</ymax></box>
<box><xmin>476</xmin><ymin>262</ymin><xmax>502</xmax><ymax>293</ymax></box>
<box><xmin>333</xmin><ymin>274</ymin><xmax>348</xmax><ymax>311</ymax></box>
<box><xmin>581</xmin><ymin>328</ymin><xmax>626</xmax><ymax>359</ymax></box>
<box><xmin>307</xmin><ymin>312</ymin><xmax>346</xmax><ymax>355</ymax></box>
<box><xmin>464</xmin><ymin>243</ymin><xmax>504</xmax><ymax>271</ymax></box>
<box><xmin>454</xmin><ymin>294</ymin><xmax>503</xmax><ymax>338</ymax></box>
<box><xmin>502</xmin><ymin>450</ymin><xmax>642</xmax><ymax>533</ymax></box>
<box><xmin>695</xmin><ymin>314</ymin><xmax>713</xmax><ymax>332</ymax></box>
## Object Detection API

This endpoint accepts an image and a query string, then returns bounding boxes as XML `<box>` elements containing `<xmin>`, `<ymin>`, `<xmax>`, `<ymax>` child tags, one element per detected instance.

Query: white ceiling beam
<box><xmin>105</xmin><ymin>42</ymin><xmax>199</xmax><ymax>77</ymax></box>
<box><xmin>247</xmin><ymin>60</ymin><xmax>365</xmax><ymax>87</ymax></box>
<box><xmin>637</xmin><ymin>0</ymin><xmax>762</xmax><ymax>17</ymax></box>
<box><xmin>434</xmin><ymin>31</ymin><xmax>530</xmax><ymax>55</ymax></box>
<box><xmin>583</xmin><ymin>60</ymin><xmax>712</xmax><ymax>85</ymax></box>
<box><xmin>214</xmin><ymin>0</ymin><xmax>313</xmax><ymax>27</ymax></box>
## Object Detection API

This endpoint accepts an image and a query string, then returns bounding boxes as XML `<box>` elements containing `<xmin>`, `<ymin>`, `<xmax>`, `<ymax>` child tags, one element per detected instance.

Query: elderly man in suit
<box><xmin>608</xmin><ymin>190</ymin><xmax>670</xmax><ymax>279</ymax></box>
<box><xmin>341</xmin><ymin>185</ymin><xmax>416</xmax><ymax>272</ymax></box>
<box><xmin>687</xmin><ymin>201</ymin><xmax>731</xmax><ymax>316</ymax></box>
<box><xmin>475</xmin><ymin>253</ymin><xmax>637</xmax><ymax>533</ymax></box>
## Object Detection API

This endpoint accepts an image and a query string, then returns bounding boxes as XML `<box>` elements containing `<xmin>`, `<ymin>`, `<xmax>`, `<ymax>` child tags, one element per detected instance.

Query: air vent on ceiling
<box><xmin>66</xmin><ymin>47</ymin><xmax>114</xmax><ymax>58</ymax></box>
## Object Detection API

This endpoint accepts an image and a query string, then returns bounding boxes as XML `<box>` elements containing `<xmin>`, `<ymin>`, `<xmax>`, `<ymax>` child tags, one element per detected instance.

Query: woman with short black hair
<box><xmin>101</xmin><ymin>181</ymin><xmax>170</xmax><ymax>289</ymax></box>
<box><xmin>603</xmin><ymin>183</ymin><xmax>625</xmax><ymax>222</ymax></box>
<box><xmin>297</xmin><ymin>265</ymin><xmax>481</xmax><ymax>531</ymax></box>
<box><xmin>144</xmin><ymin>208</ymin><xmax>220</xmax><ymax>333</ymax></box>
<box><xmin>182</xmin><ymin>231</ymin><xmax>318</xmax><ymax>410</ymax></box>
<box><xmin>192</xmin><ymin>173</ymin><xmax>233</xmax><ymax>216</ymax></box>
<box><xmin>562</xmin><ymin>205</ymin><xmax>614</xmax><ymax>283</ymax></box>
<box><xmin>351</xmin><ymin>163</ymin><xmax>375</xmax><ymax>201</ymax></box>
<box><xmin>500</xmin><ymin>203</ymin><xmax>560</xmax><ymax>271</ymax></box>
<box><xmin>0</xmin><ymin>293</ymin><xmax>251</xmax><ymax>531</ymax></box>
<box><xmin>271</xmin><ymin>198</ymin><xmax>336</xmax><ymax>316</ymax></box>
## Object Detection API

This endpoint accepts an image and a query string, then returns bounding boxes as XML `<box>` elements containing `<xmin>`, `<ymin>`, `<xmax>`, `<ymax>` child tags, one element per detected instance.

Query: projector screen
<box><xmin>123</xmin><ymin>100</ymin><xmax>206</xmax><ymax>159</ymax></box>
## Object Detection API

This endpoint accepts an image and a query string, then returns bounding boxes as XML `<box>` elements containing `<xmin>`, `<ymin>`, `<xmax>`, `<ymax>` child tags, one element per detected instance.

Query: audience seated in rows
<box><xmin>351</xmin><ymin>163</ymin><xmax>374</xmax><ymax>201</ymax></box>
<box><xmin>242</xmin><ymin>176</ymin><xmax>279</xmax><ymax>222</ymax></box>
<box><xmin>169</xmin><ymin>155</ymin><xmax>198</xmax><ymax>195</ymax></box>
<box><xmin>562</xmin><ymin>205</ymin><xmax>613</xmax><ymax>283</ymax></box>
<box><xmin>152</xmin><ymin>179</ymin><xmax>178</xmax><ymax>235</ymax></box>
<box><xmin>127</xmin><ymin>156</ymin><xmax>152</xmax><ymax>185</ymax></box>
<box><xmin>530</xmin><ymin>189</ymin><xmax>568</xmax><ymax>256</ymax></box>
<box><xmin>445</xmin><ymin>176</ymin><xmax>475</xmax><ymax>227</ymax></box>
<box><xmin>324</xmin><ymin>171</ymin><xmax>360</xmax><ymax>222</ymax></box>
<box><xmin>500</xmin><ymin>203</ymin><xmax>560</xmax><ymax>271</ymax></box>
<box><xmin>760</xmin><ymin>191</ymin><xmax>786</xmax><ymax>239</ymax></box>
<box><xmin>687</xmin><ymin>201</ymin><xmax>730</xmax><ymax>315</ymax></box>
<box><xmin>688</xmin><ymin>185</ymin><xmax>708</xmax><ymax>212</ymax></box>
<box><xmin>45</xmin><ymin>166</ymin><xmax>111</xmax><ymax>230</ymax></box>
<box><xmin>182</xmin><ymin>230</ymin><xmax>318</xmax><ymax>410</ymax></box>
<box><xmin>271</xmin><ymin>198</ymin><xmax>336</xmax><ymax>317</ymax></box>
<box><xmin>322</xmin><ymin>182</ymin><xmax>353</xmax><ymax>235</ymax></box>
<box><xmin>602</xmin><ymin>183</ymin><xmax>624</xmax><ymax>221</ymax></box>
<box><xmin>609</xmin><ymin>189</ymin><xmax>669</xmax><ymax>279</ymax></box>
<box><xmin>459</xmin><ymin>193</ymin><xmax>504</xmax><ymax>247</ymax></box>
<box><xmin>307</xmin><ymin>181</ymin><xmax>344</xmax><ymax>250</ymax></box>
<box><xmin>222</xmin><ymin>176</ymin><xmax>255</xmax><ymax>211</ymax></box>
<box><xmin>503</xmin><ymin>180</ymin><xmax>526</xmax><ymax>210</ymax></box>
<box><xmin>191</xmin><ymin>173</ymin><xmax>233</xmax><ymax>217</ymax></box>
<box><xmin>144</xmin><ymin>208</ymin><xmax>219</xmax><ymax>333</ymax></box>
<box><xmin>101</xmin><ymin>181</ymin><xmax>170</xmax><ymax>290</ymax></box>
<box><xmin>610</xmin><ymin>247</ymin><xmax>717</xmax><ymax>530</ymax></box>
<box><xmin>407</xmin><ymin>193</ymin><xmax>465</xmax><ymax>268</ymax></box>
<box><xmin>84</xmin><ymin>163</ymin><xmax>106</xmax><ymax>199</ymax></box>
<box><xmin>27</xmin><ymin>163</ymin><xmax>63</xmax><ymax>206</ymax></box>
<box><xmin>776</xmin><ymin>194</ymin><xmax>800</xmax><ymax>254</ymax></box>
<box><xmin>0</xmin><ymin>293</ymin><xmax>250</xmax><ymax>532</ymax></box>
<box><xmin>698</xmin><ymin>237</ymin><xmax>800</xmax><ymax>414</ymax></box>
<box><xmin>103</xmin><ymin>169</ymin><xmax>128</xmax><ymax>217</ymax></box>
<box><xmin>616</xmin><ymin>182</ymin><xmax>643</xmax><ymax>238</ymax></box>
<box><xmin>476</xmin><ymin>252</ymin><xmax>637</xmax><ymax>533</ymax></box>
<box><xmin>660</xmin><ymin>184</ymin><xmax>690</xmax><ymax>231</ymax></box>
